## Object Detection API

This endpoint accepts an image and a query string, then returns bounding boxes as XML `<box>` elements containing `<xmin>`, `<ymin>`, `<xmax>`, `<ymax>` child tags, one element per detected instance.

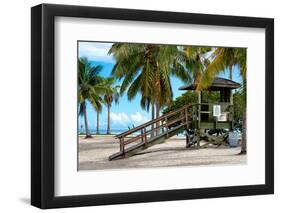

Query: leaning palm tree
<box><xmin>197</xmin><ymin>47</ymin><xmax>241</xmax><ymax>90</ymax></box>
<box><xmin>235</xmin><ymin>49</ymin><xmax>247</xmax><ymax>154</ymax></box>
<box><xmin>78</xmin><ymin>57</ymin><xmax>107</xmax><ymax>138</ymax></box>
<box><xmin>197</xmin><ymin>48</ymin><xmax>247</xmax><ymax>154</ymax></box>
<box><xmin>208</xmin><ymin>48</ymin><xmax>238</xmax><ymax>80</ymax></box>
<box><xmin>103</xmin><ymin>77</ymin><xmax>120</xmax><ymax>134</ymax></box>
<box><xmin>109</xmin><ymin>43</ymin><xmax>191</xmax><ymax>135</ymax></box>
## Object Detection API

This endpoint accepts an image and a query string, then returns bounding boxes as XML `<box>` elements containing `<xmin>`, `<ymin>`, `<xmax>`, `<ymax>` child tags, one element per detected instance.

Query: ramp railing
<box><xmin>115</xmin><ymin>104</ymin><xmax>193</xmax><ymax>154</ymax></box>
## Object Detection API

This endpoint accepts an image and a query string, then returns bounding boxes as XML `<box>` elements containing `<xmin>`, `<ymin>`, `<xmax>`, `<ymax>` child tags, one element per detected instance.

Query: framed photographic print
<box><xmin>31</xmin><ymin>3</ymin><xmax>274</xmax><ymax>209</ymax></box>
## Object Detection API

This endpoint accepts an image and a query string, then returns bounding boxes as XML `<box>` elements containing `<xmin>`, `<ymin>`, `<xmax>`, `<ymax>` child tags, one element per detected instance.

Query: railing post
<box><xmin>165</xmin><ymin>117</ymin><xmax>168</xmax><ymax>138</ymax></box>
<box><xmin>120</xmin><ymin>136</ymin><xmax>125</xmax><ymax>154</ymax></box>
<box><xmin>141</xmin><ymin>129</ymin><xmax>144</xmax><ymax>143</ymax></box>
<box><xmin>185</xmin><ymin>107</ymin><xmax>188</xmax><ymax>128</ymax></box>
<box><xmin>151</xmin><ymin>122</ymin><xmax>154</xmax><ymax>138</ymax></box>
<box><xmin>144</xmin><ymin>127</ymin><xmax>147</xmax><ymax>143</ymax></box>
<box><xmin>180</xmin><ymin>110</ymin><xmax>184</xmax><ymax>124</ymax></box>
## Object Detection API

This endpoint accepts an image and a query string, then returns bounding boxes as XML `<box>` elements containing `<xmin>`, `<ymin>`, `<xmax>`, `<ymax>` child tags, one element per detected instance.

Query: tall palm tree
<box><xmin>78</xmin><ymin>57</ymin><xmax>107</xmax><ymax>138</ymax></box>
<box><xmin>235</xmin><ymin>49</ymin><xmax>247</xmax><ymax>154</ymax></box>
<box><xmin>109</xmin><ymin>43</ymin><xmax>191</xmax><ymax>135</ymax></box>
<box><xmin>79</xmin><ymin>102</ymin><xmax>90</xmax><ymax>137</ymax></box>
<box><xmin>103</xmin><ymin>77</ymin><xmax>120</xmax><ymax>134</ymax></box>
<box><xmin>95</xmin><ymin>96</ymin><xmax>103</xmax><ymax>135</ymax></box>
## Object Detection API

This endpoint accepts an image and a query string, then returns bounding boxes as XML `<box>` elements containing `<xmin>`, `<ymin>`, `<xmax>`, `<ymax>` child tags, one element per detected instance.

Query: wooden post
<box><xmin>144</xmin><ymin>127</ymin><xmax>147</xmax><ymax>143</ymax></box>
<box><xmin>165</xmin><ymin>117</ymin><xmax>168</xmax><ymax>138</ymax></box>
<box><xmin>185</xmin><ymin>133</ymin><xmax>190</xmax><ymax>148</ymax></box>
<box><xmin>161</xmin><ymin>119</ymin><xmax>164</xmax><ymax>133</ymax></box>
<box><xmin>185</xmin><ymin>107</ymin><xmax>188</xmax><ymax>128</ymax></box>
<box><xmin>120</xmin><ymin>136</ymin><xmax>125</xmax><ymax>154</ymax></box>
<box><xmin>215</xmin><ymin>116</ymin><xmax>217</xmax><ymax>129</ymax></box>
<box><xmin>230</xmin><ymin>89</ymin><xmax>233</xmax><ymax>105</ymax></box>
<box><xmin>141</xmin><ymin>129</ymin><xmax>144</xmax><ymax>143</ymax></box>
<box><xmin>196</xmin><ymin>130</ymin><xmax>201</xmax><ymax>148</ymax></box>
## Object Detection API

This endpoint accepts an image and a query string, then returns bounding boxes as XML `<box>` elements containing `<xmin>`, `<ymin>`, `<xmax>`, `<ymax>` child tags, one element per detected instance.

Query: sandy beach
<box><xmin>78</xmin><ymin>135</ymin><xmax>246</xmax><ymax>171</ymax></box>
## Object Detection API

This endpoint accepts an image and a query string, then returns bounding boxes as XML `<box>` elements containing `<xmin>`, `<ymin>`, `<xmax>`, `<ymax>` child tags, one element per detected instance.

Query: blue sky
<box><xmin>78</xmin><ymin>41</ymin><xmax>242</xmax><ymax>132</ymax></box>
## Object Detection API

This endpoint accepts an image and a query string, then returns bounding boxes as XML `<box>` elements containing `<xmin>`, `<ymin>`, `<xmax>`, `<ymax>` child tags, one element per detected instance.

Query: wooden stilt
<box><xmin>185</xmin><ymin>132</ymin><xmax>190</xmax><ymax>148</ymax></box>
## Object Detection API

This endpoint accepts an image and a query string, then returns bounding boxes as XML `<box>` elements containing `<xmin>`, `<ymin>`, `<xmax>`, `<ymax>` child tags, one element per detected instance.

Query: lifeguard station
<box><xmin>109</xmin><ymin>77</ymin><xmax>240</xmax><ymax>160</ymax></box>
<box><xmin>179</xmin><ymin>77</ymin><xmax>241</xmax><ymax>148</ymax></box>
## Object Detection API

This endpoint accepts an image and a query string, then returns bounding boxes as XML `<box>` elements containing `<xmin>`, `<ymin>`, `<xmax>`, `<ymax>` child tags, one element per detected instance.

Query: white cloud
<box><xmin>111</xmin><ymin>112</ymin><xmax>130</xmax><ymax>124</ymax></box>
<box><xmin>111</xmin><ymin>112</ymin><xmax>149</xmax><ymax>126</ymax></box>
<box><xmin>78</xmin><ymin>42</ymin><xmax>115</xmax><ymax>63</ymax></box>
<box><xmin>131</xmin><ymin>112</ymin><xmax>148</xmax><ymax>124</ymax></box>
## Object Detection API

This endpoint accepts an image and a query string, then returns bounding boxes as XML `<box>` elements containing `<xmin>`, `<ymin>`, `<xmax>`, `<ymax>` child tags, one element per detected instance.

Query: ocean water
<box><xmin>78</xmin><ymin>127</ymin><xmax>186</xmax><ymax>137</ymax></box>
<box><xmin>78</xmin><ymin>128</ymin><xmax>128</xmax><ymax>135</ymax></box>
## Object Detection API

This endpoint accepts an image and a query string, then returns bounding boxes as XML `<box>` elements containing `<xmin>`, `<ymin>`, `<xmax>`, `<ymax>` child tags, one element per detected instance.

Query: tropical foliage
<box><xmin>103</xmin><ymin>77</ymin><xmax>120</xmax><ymax>134</ymax></box>
<box><xmin>162</xmin><ymin>92</ymin><xmax>197</xmax><ymax>115</ymax></box>
<box><xmin>233</xmin><ymin>91</ymin><xmax>245</xmax><ymax>122</ymax></box>
<box><xmin>177</xmin><ymin>46</ymin><xmax>212</xmax><ymax>87</ymax></box>
<box><xmin>162</xmin><ymin>91</ymin><xmax>220</xmax><ymax>114</ymax></box>
<box><xmin>109</xmin><ymin>44</ymin><xmax>196</xmax><ymax>135</ymax></box>
<box><xmin>78</xmin><ymin>57</ymin><xmax>107</xmax><ymax>137</ymax></box>
<box><xmin>198</xmin><ymin>47</ymin><xmax>247</xmax><ymax>153</ymax></box>
<box><xmin>198</xmin><ymin>48</ymin><xmax>246</xmax><ymax>90</ymax></box>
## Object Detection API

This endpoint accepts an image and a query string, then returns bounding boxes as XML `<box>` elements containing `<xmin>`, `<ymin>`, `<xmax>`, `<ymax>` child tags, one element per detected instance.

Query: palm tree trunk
<box><xmin>107</xmin><ymin>105</ymin><xmax>111</xmax><ymax>134</ymax></box>
<box><xmin>229</xmin><ymin>64</ymin><xmax>233</xmax><ymax>80</ymax></box>
<box><xmin>240</xmin><ymin>79</ymin><xmax>247</xmax><ymax>154</ymax></box>
<box><xmin>96</xmin><ymin>112</ymin><xmax>100</xmax><ymax>135</ymax></box>
<box><xmin>240</xmin><ymin>111</ymin><xmax>247</xmax><ymax>154</ymax></box>
<box><xmin>83</xmin><ymin>104</ymin><xmax>91</xmax><ymax>138</ymax></box>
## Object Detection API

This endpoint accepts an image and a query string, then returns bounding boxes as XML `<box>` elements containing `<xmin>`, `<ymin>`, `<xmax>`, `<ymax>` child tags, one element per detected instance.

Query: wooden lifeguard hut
<box><xmin>179</xmin><ymin>77</ymin><xmax>241</xmax><ymax>147</ymax></box>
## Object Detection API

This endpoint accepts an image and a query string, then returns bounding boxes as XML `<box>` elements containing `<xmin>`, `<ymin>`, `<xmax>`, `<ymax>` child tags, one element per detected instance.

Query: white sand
<box><xmin>78</xmin><ymin>135</ymin><xmax>246</xmax><ymax>171</ymax></box>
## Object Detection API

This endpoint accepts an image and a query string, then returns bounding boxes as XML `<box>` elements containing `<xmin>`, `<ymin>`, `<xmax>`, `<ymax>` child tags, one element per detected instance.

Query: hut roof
<box><xmin>179</xmin><ymin>77</ymin><xmax>241</xmax><ymax>91</ymax></box>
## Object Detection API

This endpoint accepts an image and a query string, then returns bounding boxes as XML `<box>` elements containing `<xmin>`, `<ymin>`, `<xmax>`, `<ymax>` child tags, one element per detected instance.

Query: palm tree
<box><xmin>103</xmin><ymin>77</ymin><xmax>120</xmax><ymax>134</ymax></box>
<box><xmin>208</xmin><ymin>48</ymin><xmax>237</xmax><ymax>79</ymax></box>
<box><xmin>78</xmin><ymin>102</ymin><xmax>90</xmax><ymax>137</ymax></box>
<box><xmin>95</xmin><ymin>96</ymin><xmax>103</xmax><ymax>134</ymax></box>
<box><xmin>109</xmin><ymin>44</ymin><xmax>190</xmax><ymax>135</ymax></box>
<box><xmin>176</xmin><ymin>46</ymin><xmax>212</xmax><ymax>89</ymax></box>
<box><xmin>197</xmin><ymin>48</ymin><xmax>247</xmax><ymax>154</ymax></box>
<box><xmin>197</xmin><ymin>48</ymin><xmax>242</xmax><ymax>90</ymax></box>
<box><xmin>78</xmin><ymin>57</ymin><xmax>107</xmax><ymax>138</ymax></box>
<box><xmin>235</xmin><ymin>49</ymin><xmax>247</xmax><ymax>154</ymax></box>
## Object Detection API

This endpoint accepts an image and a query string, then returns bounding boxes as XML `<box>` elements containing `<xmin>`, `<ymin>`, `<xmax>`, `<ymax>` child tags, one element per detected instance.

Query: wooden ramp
<box><xmin>109</xmin><ymin>105</ymin><xmax>192</xmax><ymax>160</ymax></box>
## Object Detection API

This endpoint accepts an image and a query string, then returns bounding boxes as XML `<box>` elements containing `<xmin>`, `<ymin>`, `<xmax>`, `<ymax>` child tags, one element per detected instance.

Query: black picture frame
<box><xmin>31</xmin><ymin>3</ymin><xmax>274</xmax><ymax>209</ymax></box>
